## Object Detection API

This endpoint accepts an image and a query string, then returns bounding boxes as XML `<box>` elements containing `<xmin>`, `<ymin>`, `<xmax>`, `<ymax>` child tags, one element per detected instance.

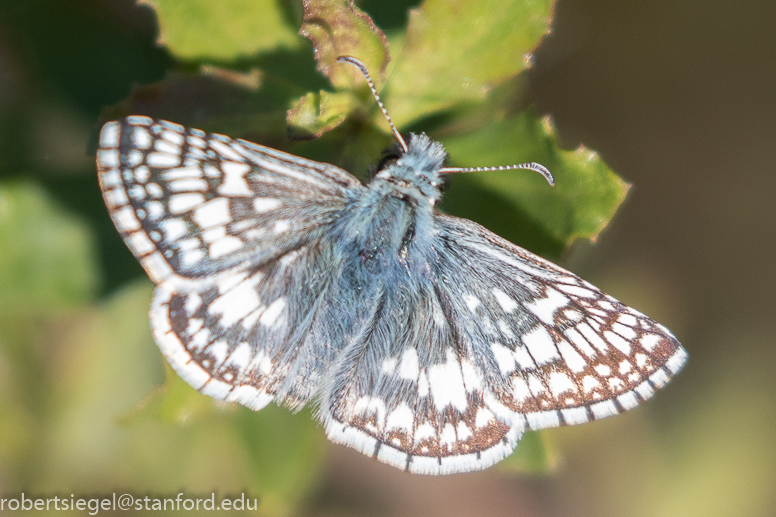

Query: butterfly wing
<box><xmin>435</xmin><ymin>215</ymin><xmax>687</xmax><ymax>431</ymax></box>
<box><xmin>320</xmin><ymin>213</ymin><xmax>687</xmax><ymax>474</ymax></box>
<box><xmin>96</xmin><ymin>117</ymin><xmax>360</xmax><ymax>409</ymax></box>
<box><xmin>319</xmin><ymin>271</ymin><xmax>521</xmax><ymax>475</ymax></box>
<box><xmin>96</xmin><ymin>117</ymin><xmax>361</xmax><ymax>282</ymax></box>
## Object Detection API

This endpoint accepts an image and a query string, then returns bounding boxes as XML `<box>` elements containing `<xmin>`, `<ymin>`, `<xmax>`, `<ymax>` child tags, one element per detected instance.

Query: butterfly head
<box><xmin>375</xmin><ymin>133</ymin><xmax>446</xmax><ymax>206</ymax></box>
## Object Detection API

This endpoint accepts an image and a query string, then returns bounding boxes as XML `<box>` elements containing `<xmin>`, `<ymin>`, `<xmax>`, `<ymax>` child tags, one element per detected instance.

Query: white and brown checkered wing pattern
<box><xmin>320</xmin><ymin>215</ymin><xmax>686</xmax><ymax>475</ymax></box>
<box><xmin>437</xmin><ymin>216</ymin><xmax>687</xmax><ymax>431</ymax></box>
<box><xmin>96</xmin><ymin>117</ymin><xmax>361</xmax><ymax>282</ymax></box>
<box><xmin>96</xmin><ymin>117</ymin><xmax>357</xmax><ymax>411</ymax></box>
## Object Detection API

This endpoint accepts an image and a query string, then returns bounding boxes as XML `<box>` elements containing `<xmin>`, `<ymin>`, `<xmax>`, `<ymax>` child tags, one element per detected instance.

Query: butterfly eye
<box><xmin>376</xmin><ymin>147</ymin><xmax>402</xmax><ymax>172</ymax></box>
<box><xmin>376</xmin><ymin>154</ymin><xmax>400</xmax><ymax>172</ymax></box>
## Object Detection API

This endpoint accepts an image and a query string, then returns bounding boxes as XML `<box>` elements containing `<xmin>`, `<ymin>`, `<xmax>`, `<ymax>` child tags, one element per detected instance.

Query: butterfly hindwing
<box><xmin>320</xmin><ymin>269</ymin><xmax>523</xmax><ymax>475</ymax></box>
<box><xmin>435</xmin><ymin>215</ymin><xmax>688</xmax><ymax>430</ymax></box>
<box><xmin>150</xmin><ymin>237</ymin><xmax>343</xmax><ymax>411</ymax></box>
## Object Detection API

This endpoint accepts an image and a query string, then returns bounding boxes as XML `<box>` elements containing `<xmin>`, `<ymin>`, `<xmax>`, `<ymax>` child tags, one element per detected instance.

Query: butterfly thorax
<box><xmin>373</xmin><ymin>133</ymin><xmax>445</xmax><ymax>207</ymax></box>
<box><xmin>333</xmin><ymin>134</ymin><xmax>445</xmax><ymax>272</ymax></box>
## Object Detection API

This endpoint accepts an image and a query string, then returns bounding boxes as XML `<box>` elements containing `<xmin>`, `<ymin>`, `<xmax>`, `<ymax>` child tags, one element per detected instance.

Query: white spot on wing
<box><xmin>210</xmin><ymin>140</ymin><xmax>245</xmax><ymax>162</ymax></box>
<box><xmin>162</xmin><ymin>130</ymin><xmax>184</xmax><ymax>146</ymax></box>
<box><xmin>414</xmin><ymin>422</ymin><xmax>435</xmax><ymax>443</ymax></box>
<box><xmin>525</xmin><ymin>288</ymin><xmax>570</xmax><ymax>324</ymax></box>
<box><xmin>259</xmin><ymin>297</ymin><xmax>285</xmax><ymax>328</ymax></box>
<box><xmin>460</xmin><ymin>358</ymin><xmax>482</xmax><ymax>392</ymax></box>
<box><xmin>97</xmin><ymin>149</ymin><xmax>119</xmax><ymax>168</ymax></box>
<box><xmin>134</xmin><ymin>166</ymin><xmax>150</xmax><ymax>183</ymax></box>
<box><xmin>131</xmin><ymin>126</ymin><xmax>152</xmax><ymax>149</ymax></box>
<box><xmin>160</xmin><ymin>218</ymin><xmax>187</xmax><ymax>242</ymax></box>
<box><xmin>113</xmin><ymin>206</ymin><xmax>141</xmax><ymax>231</ymax></box>
<box><xmin>640</xmin><ymin>334</ymin><xmax>662</xmax><ymax>351</ymax></box>
<box><xmin>512</xmin><ymin>377</ymin><xmax>531</xmax><ymax>402</ymax></box>
<box><xmin>427</xmin><ymin>349</ymin><xmax>468</xmax><ymax>411</ymax></box>
<box><xmin>456</xmin><ymin>421</ymin><xmax>473</xmax><ymax>441</ymax></box>
<box><xmin>381</xmin><ymin>357</ymin><xmax>397</xmax><ymax>374</ymax></box>
<box><xmin>273</xmin><ymin>220</ymin><xmax>290</xmax><ymax>234</ymax></box>
<box><xmin>491</xmin><ymin>288</ymin><xmax>518</xmax><ymax>313</ymax></box>
<box><xmin>253</xmin><ymin>197</ymin><xmax>282</xmax><ymax>213</ymax></box>
<box><xmin>225</xmin><ymin>341</ymin><xmax>252</xmax><ymax>369</ymax></box>
<box><xmin>209</xmin><ymin>235</ymin><xmax>243</xmax><ymax>258</ymax></box>
<box><xmin>169</xmin><ymin>193</ymin><xmax>205</xmax><ymax>213</ymax></box>
<box><xmin>475</xmin><ymin>408</ymin><xmax>495</xmax><ymax>428</ymax></box>
<box><xmin>548</xmin><ymin>371</ymin><xmax>575</xmax><ymax>396</ymax></box>
<box><xmin>557</xmin><ymin>340</ymin><xmax>587</xmax><ymax>373</ymax></box>
<box><xmin>209</xmin><ymin>279</ymin><xmax>261</xmax><ymax>328</ymax></box>
<box><xmin>385</xmin><ymin>403</ymin><xmax>414</xmax><ymax>432</ymax></box>
<box><xmin>155</xmin><ymin>139</ymin><xmax>179</xmax><ymax>155</ymax></box>
<box><xmin>218</xmin><ymin>161</ymin><xmax>252</xmax><ymax>196</ymax></box>
<box><xmin>522</xmin><ymin>326</ymin><xmax>560</xmax><ymax>366</ymax></box>
<box><xmin>100</xmin><ymin>122</ymin><xmax>119</xmax><ymax>148</ymax></box>
<box><xmin>192</xmin><ymin>198</ymin><xmax>232</xmax><ymax>229</ymax></box>
<box><xmin>147</xmin><ymin>152</ymin><xmax>180</xmax><ymax>167</ymax></box>
<box><xmin>418</xmin><ymin>371</ymin><xmax>429</xmax><ymax>397</ymax></box>
<box><xmin>582</xmin><ymin>375</ymin><xmax>600</xmax><ymax>393</ymax></box>
<box><xmin>162</xmin><ymin>166</ymin><xmax>203</xmax><ymax>180</ymax></box>
<box><xmin>440</xmin><ymin>423</ymin><xmax>456</xmax><ymax>450</ymax></box>
<box><xmin>398</xmin><ymin>349</ymin><xmax>419</xmax><ymax>380</ymax></box>
<box><xmin>491</xmin><ymin>342</ymin><xmax>516</xmax><ymax>374</ymax></box>
<box><xmin>605</xmin><ymin>330</ymin><xmax>632</xmax><ymax>355</ymax></box>
<box><xmin>207</xmin><ymin>340</ymin><xmax>229</xmax><ymax>369</ymax></box>
<box><xmin>185</xmin><ymin>293</ymin><xmax>202</xmax><ymax>314</ymax></box>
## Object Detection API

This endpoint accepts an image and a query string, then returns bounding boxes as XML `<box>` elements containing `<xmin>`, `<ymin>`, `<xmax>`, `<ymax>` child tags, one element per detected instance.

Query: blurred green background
<box><xmin>0</xmin><ymin>0</ymin><xmax>774</xmax><ymax>516</ymax></box>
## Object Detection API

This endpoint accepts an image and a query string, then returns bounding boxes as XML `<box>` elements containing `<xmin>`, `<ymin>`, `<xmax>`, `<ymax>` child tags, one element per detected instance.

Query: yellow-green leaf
<box><xmin>300</xmin><ymin>0</ymin><xmax>390</xmax><ymax>89</ymax></box>
<box><xmin>387</xmin><ymin>0</ymin><xmax>552</xmax><ymax>127</ymax></box>
<box><xmin>141</xmin><ymin>0</ymin><xmax>301</xmax><ymax>60</ymax></box>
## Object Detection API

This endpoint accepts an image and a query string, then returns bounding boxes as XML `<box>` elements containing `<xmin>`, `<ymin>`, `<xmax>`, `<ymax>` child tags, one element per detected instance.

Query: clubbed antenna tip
<box><xmin>439</xmin><ymin>162</ymin><xmax>555</xmax><ymax>186</ymax></box>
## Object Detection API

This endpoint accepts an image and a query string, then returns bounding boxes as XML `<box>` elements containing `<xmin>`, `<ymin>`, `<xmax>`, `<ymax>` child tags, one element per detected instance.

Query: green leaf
<box><xmin>441</xmin><ymin>110</ymin><xmax>630</xmax><ymax>257</ymax></box>
<box><xmin>386</xmin><ymin>0</ymin><xmax>553</xmax><ymax>127</ymax></box>
<box><xmin>287</xmin><ymin>90</ymin><xmax>359</xmax><ymax>139</ymax></box>
<box><xmin>234</xmin><ymin>406</ymin><xmax>326</xmax><ymax>517</ymax></box>
<box><xmin>0</xmin><ymin>181</ymin><xmax>98</xmax><ymax>316</ymax></box>
<box><xmin>299</xmin><ymin>0</ymin><xmax>390</xmax><ymax>89</ymax></box>
<box><xmin>141</xmin><ymin>0</ymin><xmax>301</xmax><ymax>60</ymax></box>
<box><xmin>290</xmin><ymin>0</ymin><xmax>391</xmax><ymax>135</ymax></box>
<box><xmin>119</xmin><ymin>363</ymin><xmax>216</xmax><ymax>426</ymax></box>
<box><xmin>497</xmin><ymin>431</ymin><xmax>559</xmax><ymax>474</ymax></box>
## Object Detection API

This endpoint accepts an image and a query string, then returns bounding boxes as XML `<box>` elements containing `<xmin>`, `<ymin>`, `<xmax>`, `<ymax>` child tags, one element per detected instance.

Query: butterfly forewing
<box><xmin>96</xmin><ymin>116</ymin><xmax>360</xmax><ymax>282</ymax></box>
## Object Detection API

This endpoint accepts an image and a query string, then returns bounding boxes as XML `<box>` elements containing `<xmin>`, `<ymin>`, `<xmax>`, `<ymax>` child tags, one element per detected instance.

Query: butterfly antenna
<box><xmin>337</xmin><ymin>56</ymin><xmax>408</xmax><ymax>154</ymax></box>
<box><xmin>439</xmin><ymin>162</ymin><xmax>555</xmax><ymax>186</ymax></box>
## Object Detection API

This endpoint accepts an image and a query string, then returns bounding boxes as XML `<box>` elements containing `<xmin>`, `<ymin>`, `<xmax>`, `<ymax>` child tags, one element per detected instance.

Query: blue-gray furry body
<box><xmin>274</xmin><ymin>134</ymin><xmax>448</xmax><ymax>409</ymax></box>
<box><xmin>261</xmin><ymin>134</ymin><xmax>529</xmax><ymax>422</ymax></box>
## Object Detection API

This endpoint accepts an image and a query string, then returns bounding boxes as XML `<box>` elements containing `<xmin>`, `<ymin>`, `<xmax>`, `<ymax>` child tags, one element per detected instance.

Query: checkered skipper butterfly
<box><xmin>96</xmin><ymin>56</ymin><xmax>687</xmax><ymax>474</ymax></box>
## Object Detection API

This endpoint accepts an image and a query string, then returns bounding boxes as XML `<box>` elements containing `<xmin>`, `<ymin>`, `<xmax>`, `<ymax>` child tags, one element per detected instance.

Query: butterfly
<box><xmin>96</xmin><ymin>56</ymin><xmax>687</xmax><ymax>475</ymax></box>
